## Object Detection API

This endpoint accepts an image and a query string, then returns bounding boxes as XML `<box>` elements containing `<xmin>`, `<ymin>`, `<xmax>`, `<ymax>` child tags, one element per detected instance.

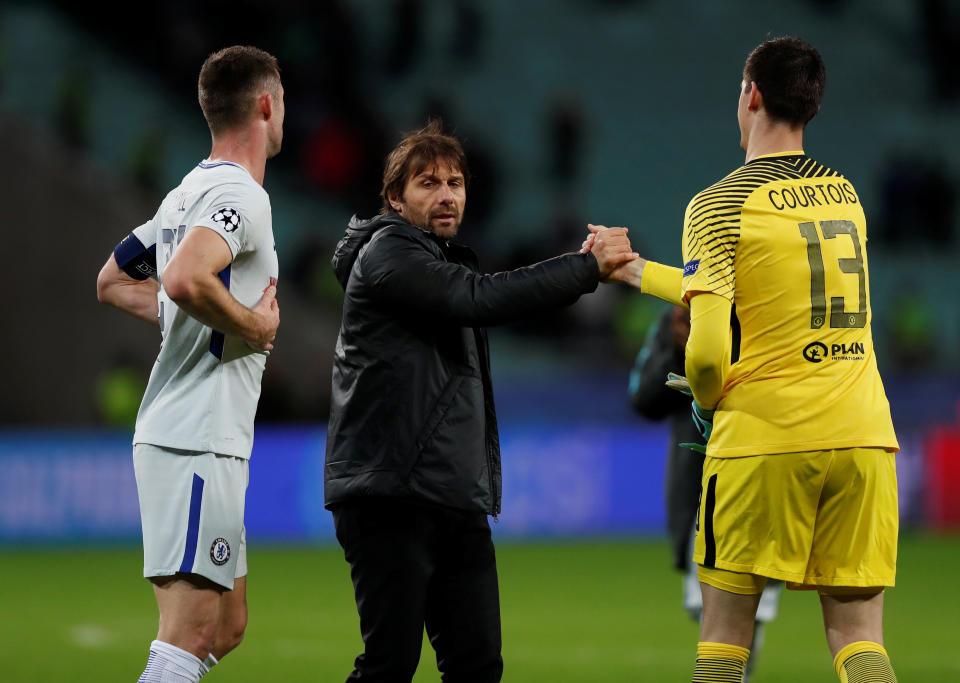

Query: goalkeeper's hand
<box><xmin>665</xmin><ymin>372</ymin><xmax>692</xmax><ymax>396</ymax></box>
<box><xmin>664</xmin><ymin>372</ymin><xmax>713</xmax><ymax>454</ymax></box>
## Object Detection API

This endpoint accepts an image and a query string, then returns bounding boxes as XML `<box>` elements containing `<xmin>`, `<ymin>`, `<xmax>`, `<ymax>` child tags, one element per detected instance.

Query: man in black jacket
<box><xmin>326</xmin><ymin>121</ymin><xmax>637</xmax><ymax>682</ymax></box>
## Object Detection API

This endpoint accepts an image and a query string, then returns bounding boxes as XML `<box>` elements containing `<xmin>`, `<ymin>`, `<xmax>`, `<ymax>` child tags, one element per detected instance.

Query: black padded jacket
<box><xmin>325</xmin><ymin>213</ymin><xmax>600</xmax><ymax>514</ymax></box>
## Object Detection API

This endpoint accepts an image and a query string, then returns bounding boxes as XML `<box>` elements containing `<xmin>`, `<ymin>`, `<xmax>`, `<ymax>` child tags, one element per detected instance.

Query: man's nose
<box><xmin>438</xmin><ymin>183</ymin><xmax>455</xmax><ymax>203</ymax></box>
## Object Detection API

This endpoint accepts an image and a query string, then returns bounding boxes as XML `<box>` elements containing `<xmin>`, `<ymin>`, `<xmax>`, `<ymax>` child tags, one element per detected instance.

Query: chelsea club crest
<box><xmin>210</xmin><ymin>537</ymin><xmax>231</xmax><ymax>566</ymax></box>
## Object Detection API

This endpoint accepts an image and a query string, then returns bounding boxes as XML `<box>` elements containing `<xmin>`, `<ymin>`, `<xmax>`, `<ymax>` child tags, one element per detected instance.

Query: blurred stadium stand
<box><xmin>0</xmin><ymin>0</ymin><xmax>958</xmax><ymax>541</ymax></box>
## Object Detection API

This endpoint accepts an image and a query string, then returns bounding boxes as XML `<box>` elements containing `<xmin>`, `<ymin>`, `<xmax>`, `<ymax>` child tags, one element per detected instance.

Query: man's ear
<box><xmin>748</xmin><ymin>82</ymin><xmax>763</xmax><ymax>112</ymax></box>
<box><xmin>388</xmin><ymin>192</ymin><xmax>403</xmax><ymax>213</ymax></box>
<box><xmin>258</xmin><ymin>91</ymin><xmax>273</xmax><ymax>121</ymax></box>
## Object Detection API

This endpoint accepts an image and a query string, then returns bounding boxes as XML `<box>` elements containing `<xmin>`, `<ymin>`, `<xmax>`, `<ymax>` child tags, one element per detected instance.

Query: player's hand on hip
<box><xmin>677</xmin><ymin>400</ymin><xmax>714</xmax><ymax>454</ymax></box>
<box><xmin>690</xmin><ymin>400</ymin><xmax>714</xmax><ymax>440</ymax></box>
<box><xmin>249</xmin><ymin>284</ymin><xmax>280</xmax><ymax>352</ymax></box>
<box><xmin>587</xmin><ymin>224</ymin><xmax>639</xmax><ymax>279</ymax></box>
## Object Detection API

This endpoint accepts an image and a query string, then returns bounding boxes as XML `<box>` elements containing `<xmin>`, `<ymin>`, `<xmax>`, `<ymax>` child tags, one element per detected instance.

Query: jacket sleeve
<box><xmin>629</xmin><ymin>310</ymin><xmax>689</xmax><ymax>420</ymax></box>
<box><xmin>359</xmin><ymin>231</ymin><xmax>601</xmax><ymax>327</ymax></box>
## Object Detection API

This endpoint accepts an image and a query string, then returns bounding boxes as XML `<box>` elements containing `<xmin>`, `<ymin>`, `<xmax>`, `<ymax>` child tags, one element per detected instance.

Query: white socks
<box><xmin>137</xmin><ymin>640</ymin><xmax>203</xmax><ymax>683</ymax></box>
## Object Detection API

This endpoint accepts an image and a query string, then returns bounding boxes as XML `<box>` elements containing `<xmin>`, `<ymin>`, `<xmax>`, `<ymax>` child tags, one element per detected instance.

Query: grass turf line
<box><xmin>0</xmin><ymin>535</ymin><xmax>956</xmax><ymax>681</ymax></box>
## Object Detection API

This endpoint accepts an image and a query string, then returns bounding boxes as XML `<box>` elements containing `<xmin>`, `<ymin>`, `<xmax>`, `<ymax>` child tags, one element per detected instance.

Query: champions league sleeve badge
<box><xmin>210</xmin><ymin>537</ymin><xmax>232</xmax><ymax>566</ymax></box>
<box><xmin>212</xmin><ymin>207</ymin><xmax>241</xmax><ymax>233</ymax></box>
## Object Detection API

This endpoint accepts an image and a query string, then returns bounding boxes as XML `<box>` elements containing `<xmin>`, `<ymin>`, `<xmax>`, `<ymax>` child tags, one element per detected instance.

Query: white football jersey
<box><xmin>128</xmin><ymin>160</ymin><xmax>278</xmax><ymax>458</ymax></box>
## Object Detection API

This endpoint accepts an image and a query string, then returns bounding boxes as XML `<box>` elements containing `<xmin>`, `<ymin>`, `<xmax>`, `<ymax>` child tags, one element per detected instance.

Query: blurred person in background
<box><xmin>95</xmin><ymin>353</ymin><xmax>149</xmax><ymax>429</ymax></box>
<box><xmin>95</xmin><ymin>46</ymin><xmax>282</xmax><ymax>683</ymax></box>
<box><xmin>629</xmin><ymin>305</ymin><xmax>782</xmax><ymax>682</ymax></box>
<box><xmin>588</xmin><ymin>36</ymin><xmax>899</xmax><ymax>683</ymax></box>
<box><xmin>325</xmin><ymin>120</ymin><xmax>637</xmax><ymax>682</ymax></box>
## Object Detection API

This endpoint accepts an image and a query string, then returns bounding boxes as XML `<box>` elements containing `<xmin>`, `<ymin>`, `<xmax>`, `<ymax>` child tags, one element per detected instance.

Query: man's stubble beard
<box><xmin>428</xmin><ymin>213</ymin><xmax>463</xmax><ymax>240</ymax></box>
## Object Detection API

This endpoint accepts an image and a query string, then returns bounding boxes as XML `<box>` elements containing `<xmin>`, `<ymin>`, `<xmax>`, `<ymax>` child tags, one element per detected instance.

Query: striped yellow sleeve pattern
<box><xmin>680</xmin><ymin>156</ymin><xmax>838</xmax><ymax>304</ymax></box>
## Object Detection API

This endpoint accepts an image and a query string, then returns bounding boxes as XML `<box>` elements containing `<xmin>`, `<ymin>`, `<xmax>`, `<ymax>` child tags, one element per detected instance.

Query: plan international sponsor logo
<box><xmin>803</xmin><ymin>341</ymin><xmax>866</xmax><ymax>363</ymax></box>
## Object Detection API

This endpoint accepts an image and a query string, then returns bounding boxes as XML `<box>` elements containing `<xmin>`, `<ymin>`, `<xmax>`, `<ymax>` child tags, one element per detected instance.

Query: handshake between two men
<box><xmin>580</xmin><ymin>223</ymin><xmax>648</xmax><ymax>285</ymax></box>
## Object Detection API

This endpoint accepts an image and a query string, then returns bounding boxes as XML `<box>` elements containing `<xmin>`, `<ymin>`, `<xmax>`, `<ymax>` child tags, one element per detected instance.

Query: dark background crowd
<box><xmin>0</xmin><ymin>0</ymin><xmax>958</xmax><ymax>428</ymax></box>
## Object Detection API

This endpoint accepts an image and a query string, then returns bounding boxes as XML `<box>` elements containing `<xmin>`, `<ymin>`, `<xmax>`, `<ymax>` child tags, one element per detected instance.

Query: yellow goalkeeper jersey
<box><xmin>680</xmin><ymin>151</ymin><xmax>898</xmax><ymax>458</ymax></box>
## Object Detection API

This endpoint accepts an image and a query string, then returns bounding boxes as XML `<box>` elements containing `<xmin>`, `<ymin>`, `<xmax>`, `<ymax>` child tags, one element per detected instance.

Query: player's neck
<box><xmin>743</xmin><ymin>120</ymin><xmax>804</xmax><ymax>164</ymax></box>
<box><xmin>208</xmin><ymin>130</ymin><xmax>268</xmax><ymax>185</ymax></box>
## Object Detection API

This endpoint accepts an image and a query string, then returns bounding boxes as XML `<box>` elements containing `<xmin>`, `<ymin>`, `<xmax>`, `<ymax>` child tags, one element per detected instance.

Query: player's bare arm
<box><xmin>162</xmin><ymin>227</ymin><xmax>279</xmax><ymax>351</ymax></box>
<box><xmin>97</xmin><ymin>254</ymin><xmax>160</xmax><ymax>325</ymax></box>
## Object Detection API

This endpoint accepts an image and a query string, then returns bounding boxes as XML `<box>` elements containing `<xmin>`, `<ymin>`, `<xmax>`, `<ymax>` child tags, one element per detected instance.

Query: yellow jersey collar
<box><xmin>751</xmin><ymin>150</ymin><xmax>805</xmax><ymax>161</ymax></box>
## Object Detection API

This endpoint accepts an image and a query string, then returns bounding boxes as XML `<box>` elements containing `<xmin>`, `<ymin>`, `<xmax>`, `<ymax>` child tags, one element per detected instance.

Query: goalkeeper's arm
<box><xmin>582</xmin><ymin>225</ymin><xmax>685</xmax><ymax>306</ymax></box>
<box><xmin>684</xmin><ymin>292</ymin><xmax>732</xmax><ymax>410</ymax></box>
<box><xmin>607</xmin><ymin>259</ymin><xmax>686</xmax><ymax>307</ymax></box>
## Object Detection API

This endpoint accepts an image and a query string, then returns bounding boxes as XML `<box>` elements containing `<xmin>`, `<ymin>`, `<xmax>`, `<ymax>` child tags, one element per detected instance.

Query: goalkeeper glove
<box><xmin>664</xmin><ymin>373</ymin><xmax>713</xmax><ymax>454</ymax></box>
<box><xmin>665</xmin><ymin>371</ymin><xmax>692</xmax><ymax>396</ymax></box>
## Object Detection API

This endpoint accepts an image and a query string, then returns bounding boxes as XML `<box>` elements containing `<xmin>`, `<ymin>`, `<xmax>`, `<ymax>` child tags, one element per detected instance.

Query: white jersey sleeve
<box><xmin>190</xmin><ymin>182</ymin><xmax>269</xmax><ymax>259</ymax></box>
<box><xmin>131</xmin><ymin>214</ymin><xmax>159</xmax><ymax>249</ymax></box>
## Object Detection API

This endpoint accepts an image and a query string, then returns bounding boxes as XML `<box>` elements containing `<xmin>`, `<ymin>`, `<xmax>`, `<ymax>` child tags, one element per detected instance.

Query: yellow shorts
<box><xmin>693</xmin><ymin>447</ymin><xmax>898</xmax><ymax>593</ymax></box>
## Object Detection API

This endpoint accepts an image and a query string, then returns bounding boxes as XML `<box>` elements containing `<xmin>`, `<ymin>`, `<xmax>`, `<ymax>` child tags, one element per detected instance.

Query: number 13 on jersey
<box><xmin>797</xmin><ymin>219</ymin><xmax>867</xmax><ymax>330</ymax></box>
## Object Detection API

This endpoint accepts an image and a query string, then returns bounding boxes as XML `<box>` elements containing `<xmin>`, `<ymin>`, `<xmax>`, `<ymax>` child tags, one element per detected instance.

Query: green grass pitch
<box><xmin>1</xmin><ymin>534</ymin><xmax>957</xmax><ymax>681</ymax></box>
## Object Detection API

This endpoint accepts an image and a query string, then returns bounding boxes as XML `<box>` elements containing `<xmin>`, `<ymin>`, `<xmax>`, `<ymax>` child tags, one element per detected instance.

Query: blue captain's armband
<box><xmin>114</xmin><ymin>233</ymin><xmax>158</xmax><ymax>280</ymax></box>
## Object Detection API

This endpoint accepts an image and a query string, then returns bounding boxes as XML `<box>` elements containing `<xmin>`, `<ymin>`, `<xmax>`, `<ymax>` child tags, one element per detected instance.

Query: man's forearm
<box><xmin>166</xmin><ymin>273</ymin><xmax>265</xmax><ymax>344</ymax></box>
<box><xmin>97</xmin><ymin>255</ymin><xmax>160</xmax><ymax>325</ymax></box>
<box><xmin>613</xmin><ymin>260</ymin><xmax>685</xmax><ymax>307</ymax></box>
<box><xmin>102</xmin><ymin>280</ymin><xmax>160</xmax><ymax>325</ymax></box>
<box><xmin>684</xmin><ymin>293</ymin><xmax>731</xmax><ymax>410</ymax></box>
<box><xmin>641</xmin><ymin>261</ymin><xmax>684</xmax><ymax>307</ymax></box>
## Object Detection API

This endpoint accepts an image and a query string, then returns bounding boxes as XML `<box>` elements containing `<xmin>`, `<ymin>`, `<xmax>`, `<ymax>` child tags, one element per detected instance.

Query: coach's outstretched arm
<box><xmin>361</xmin><ymin>227</ymin><xmax>637</xmax><ymax>328</ymax></box>
<box><xmin>163</xmin><ymin>227</ymin><xmax>279</xmax><ymax>351</ymax></box>
<box><xmin>582</xmin><ymin>224</ymin><xmax>685</xmax><ymax>306</ymax></box>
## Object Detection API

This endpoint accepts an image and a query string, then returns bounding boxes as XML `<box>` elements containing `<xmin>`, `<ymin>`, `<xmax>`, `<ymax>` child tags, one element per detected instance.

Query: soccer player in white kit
<box><xmin>96</xmin><ymin>46</ymin><xmax>283</xmax><ymax>682</ymax></box>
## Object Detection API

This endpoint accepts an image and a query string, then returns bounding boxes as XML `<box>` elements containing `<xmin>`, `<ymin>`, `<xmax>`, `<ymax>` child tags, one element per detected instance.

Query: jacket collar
<box><xmin>331</xmin><ymin>213</ymin><xmax>476</xmax><ymax>288</ymax></box>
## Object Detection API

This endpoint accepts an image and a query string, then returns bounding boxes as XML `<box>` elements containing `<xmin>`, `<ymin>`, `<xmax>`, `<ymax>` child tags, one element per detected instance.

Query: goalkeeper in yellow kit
<box><xmin>587</xmin><ymin>37</ymin><xmax>899</xmax><ymax>682</ymax></box>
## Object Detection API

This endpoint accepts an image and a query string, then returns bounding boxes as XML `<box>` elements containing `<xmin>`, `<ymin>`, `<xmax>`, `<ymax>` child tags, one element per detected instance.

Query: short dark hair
<box><xmin>744</xmin><ymin>37</ymin><xmax>825</xmax><ymax>128</ymax></box>
<box><xmin>380</xmin><ymin>120</ymin><xmax>469</xmax><ymax>213</ymax></box>
<box><xmin>198</xmin><ymin>46</ymin><xmax>280</xmax><ymax>136</ymax></box>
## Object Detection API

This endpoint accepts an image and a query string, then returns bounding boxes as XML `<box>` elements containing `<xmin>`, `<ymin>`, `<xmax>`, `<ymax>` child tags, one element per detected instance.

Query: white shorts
<box><xmin>133</xmin><ymin>443</ymin><xmax>249</xmax><ymax>590</ymax></box>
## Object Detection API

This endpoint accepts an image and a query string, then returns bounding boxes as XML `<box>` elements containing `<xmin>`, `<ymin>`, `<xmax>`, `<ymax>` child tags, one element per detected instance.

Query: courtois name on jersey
<box><xmin>119</xmin><ymin>160</ymin><xmax>278</xmax><ymax>458</ymax></box>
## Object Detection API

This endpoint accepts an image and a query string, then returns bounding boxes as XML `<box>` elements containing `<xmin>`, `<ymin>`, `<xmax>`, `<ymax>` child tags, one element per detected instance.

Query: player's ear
<box><xmin>258</xmin><ymin>91</ymin><xmax>273</xmax><ymax>121</ymax></box>
<box><xmin>748</xmin><ymin>81</ymin><xmax>763</xmax><ymax>112</ymax></box>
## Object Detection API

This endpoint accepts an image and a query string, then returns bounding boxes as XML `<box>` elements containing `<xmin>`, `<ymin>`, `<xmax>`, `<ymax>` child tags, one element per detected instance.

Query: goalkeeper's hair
<box><xmin>198</xmin><ymin>46</ymin><xmax>280</xmax><ymax>137</ymax></box>
<box><xmin>743</xmin><ymin>37</ymin><xmax>825</xmax><ymax>128</ymax></box>
<box><xmin>380</xmin><ymin>119</ymin><xmax>470</xmax><ymax>213</ymax></box>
